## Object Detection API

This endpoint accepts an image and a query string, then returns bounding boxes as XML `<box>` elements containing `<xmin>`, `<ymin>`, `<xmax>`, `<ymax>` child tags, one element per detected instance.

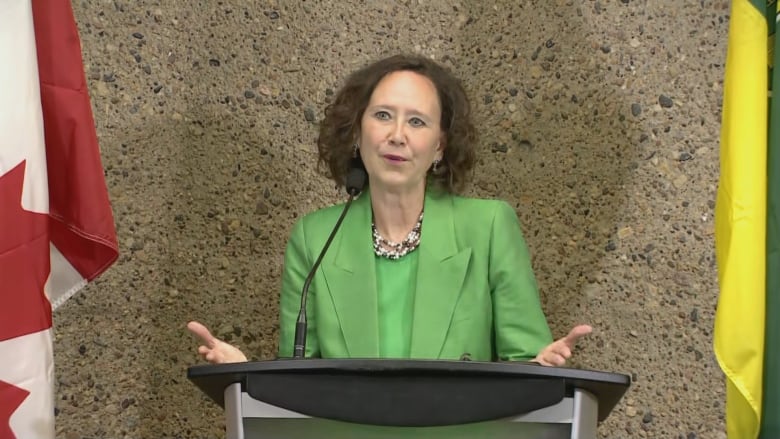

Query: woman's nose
<box><xmin>388</xmin><ymin>122</ymin><xmax>406</xmax><ymax>146</ymax></box>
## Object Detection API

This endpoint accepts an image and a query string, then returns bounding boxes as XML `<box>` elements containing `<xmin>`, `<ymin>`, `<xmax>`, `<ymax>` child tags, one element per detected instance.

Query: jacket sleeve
<box><xmin>489</xmin><ymin>201</ymin><xmax>553</xmax><ymax>361</ymax></box>
<box><xmin>277</xmin><ymin>217</ymin><xmax>321</xmax><ymax>358</ymax></box>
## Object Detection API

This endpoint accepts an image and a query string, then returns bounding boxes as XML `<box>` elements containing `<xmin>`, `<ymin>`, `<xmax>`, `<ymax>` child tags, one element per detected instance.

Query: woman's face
<box><xmin>358</xmin><ymin>70</ymin><xmax>444</xmax><ymax>195</ymax></box>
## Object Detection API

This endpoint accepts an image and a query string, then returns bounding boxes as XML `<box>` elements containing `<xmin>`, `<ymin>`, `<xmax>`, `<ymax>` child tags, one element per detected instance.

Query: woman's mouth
<box><xmin>383</xmin><ymin>154</ymin><xmax>407</xmax><ymax>162</ymax></box>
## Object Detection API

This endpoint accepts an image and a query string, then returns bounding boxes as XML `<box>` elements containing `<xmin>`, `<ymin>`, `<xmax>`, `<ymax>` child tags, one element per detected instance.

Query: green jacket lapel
<box><xmin>321</xmin><ymin>192</ymin><xmax>379</xmax><ymax>357</ymax></box>
<box><xmin>410</xmin><ymin>190</ymin><xmax>472</xmax><ymax>359</ymax></box>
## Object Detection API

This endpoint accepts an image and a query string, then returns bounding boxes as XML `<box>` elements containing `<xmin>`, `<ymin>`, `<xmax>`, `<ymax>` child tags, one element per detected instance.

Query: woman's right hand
<box><xmin>187</xmin><ymin>321</ymin><xmax>248</xmax><ymax>364</ymax></box>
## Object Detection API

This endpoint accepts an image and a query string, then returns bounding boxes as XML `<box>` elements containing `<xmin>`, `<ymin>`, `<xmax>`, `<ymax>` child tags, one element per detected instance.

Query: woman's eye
<box><xmin>374</xmin><ymin>111</ymin><xmax>391</xmax><ymax>120</ymax></box>
<box><xmin>409</xmin><ymin>117</ymin><xmax>426</xmax><ymax>127</ymax></box>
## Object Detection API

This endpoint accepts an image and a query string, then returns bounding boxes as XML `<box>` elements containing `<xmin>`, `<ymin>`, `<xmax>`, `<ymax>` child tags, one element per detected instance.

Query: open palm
<box><xmin>187</xmin><ymin>321</ymin><xmax>248</xmax><ymax>364</ymax></box>
<box><xmin>534</xmin><ymin>324</ymin><xmax>592</xmax><ymax>367</ymax></box>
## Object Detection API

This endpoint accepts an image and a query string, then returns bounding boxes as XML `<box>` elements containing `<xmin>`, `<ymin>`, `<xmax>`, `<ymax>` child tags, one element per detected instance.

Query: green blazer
<box><xmin>277</xmin><ymin>189</ymin><xmax>553</xmax><ymax>361</ymax></box>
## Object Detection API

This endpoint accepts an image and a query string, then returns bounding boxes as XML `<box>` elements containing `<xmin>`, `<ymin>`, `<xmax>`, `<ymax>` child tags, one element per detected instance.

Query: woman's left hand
<box><xmin>534</xmin><ymin>324</ymin><xmax>593</xmax><ymax>367</ymax></box>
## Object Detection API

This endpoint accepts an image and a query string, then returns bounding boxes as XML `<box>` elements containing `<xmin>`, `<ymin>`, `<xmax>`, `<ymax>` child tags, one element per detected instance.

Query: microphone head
<box><xmin>345</xmin><ymin>158</ymin><xmax>367</xmax><ymax>196</ymax></box>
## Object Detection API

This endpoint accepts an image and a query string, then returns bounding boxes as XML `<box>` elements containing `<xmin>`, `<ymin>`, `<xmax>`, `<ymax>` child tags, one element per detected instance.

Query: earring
<box><xmin>352</xmin><ymin>143</ymin><xmax>359</xmax><ymax>157</ymax></box>
<box><xmin>432</xmin><ymin>159</ymin><xmax>441</xmax><ymax>173</ymax></box>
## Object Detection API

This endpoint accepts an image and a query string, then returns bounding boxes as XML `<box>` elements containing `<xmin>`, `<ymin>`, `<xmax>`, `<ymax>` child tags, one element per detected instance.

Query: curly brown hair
<box><xmin>317</xmin><ymin>54</ymin><xmax>477</xmax><ymax>194</ymax></box>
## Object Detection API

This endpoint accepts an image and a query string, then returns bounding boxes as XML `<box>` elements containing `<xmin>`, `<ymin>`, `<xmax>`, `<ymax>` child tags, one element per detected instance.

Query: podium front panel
<box><xmin>226</xmin><ymin>384</ymin><xmax>599</xmax><ymax>439</ymax></box>
<box><xmin>246</xmin><ymin>367</ymin><xmax>566</xmax><ymax>426</ymax></box>
<box><xmin>242</xmin><ymin>419</ymin><xmax>571</xmax><ymax>439</ymax></box>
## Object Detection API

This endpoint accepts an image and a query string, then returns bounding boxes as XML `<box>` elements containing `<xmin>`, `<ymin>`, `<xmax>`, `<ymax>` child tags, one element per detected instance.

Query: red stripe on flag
<box><xmin>31</xmin><ymin>0</ymin><xmax>118</xmax><ymax>282</ymax></box>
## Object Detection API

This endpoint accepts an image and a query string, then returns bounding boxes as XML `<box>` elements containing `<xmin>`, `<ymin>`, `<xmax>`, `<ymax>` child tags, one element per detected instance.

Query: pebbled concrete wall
<box><xmin>54</xmin><ymin>1</ymin><xmax>728</xmax><ymax>437</ymax></box>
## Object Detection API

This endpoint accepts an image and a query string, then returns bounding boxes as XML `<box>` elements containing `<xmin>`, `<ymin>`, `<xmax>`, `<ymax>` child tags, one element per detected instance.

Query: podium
<box><xmin>188</xmin><ymin>359</ymin><xmax>630</xmax><ymax>439</ymax></box>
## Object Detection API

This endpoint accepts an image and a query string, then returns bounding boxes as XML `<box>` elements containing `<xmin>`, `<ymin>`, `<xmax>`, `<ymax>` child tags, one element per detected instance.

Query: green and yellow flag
<box><xmin>761</xmin><ymin>0</ymin><xmax>780</xmax><ymax>436</ymax></box>
<box><xmin>715</xmin><ymin>1</ymin><xmax>780</xmax><ymax>438</ymax></box>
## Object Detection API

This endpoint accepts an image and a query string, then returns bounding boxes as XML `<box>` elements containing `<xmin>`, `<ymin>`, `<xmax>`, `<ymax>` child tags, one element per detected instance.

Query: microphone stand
<box><xmin>292</xmin><ymin>161</ymin><xmax>366</xmax><ymax>358</ymax></box>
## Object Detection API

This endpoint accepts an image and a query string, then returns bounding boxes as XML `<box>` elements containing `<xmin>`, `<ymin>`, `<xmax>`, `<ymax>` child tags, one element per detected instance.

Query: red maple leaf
<box><xmin>0</xmin><ymin>160</ymin><xmax>52</xmax><ymax>341</ymax></box>
<box><xmin>0</xmin><ymin>161</ymin><xmax>51</xmax><ymax>438</ymax></box>
<box><xmin>0</xmin><ymin>380</ymin><xmax>30</xmax><ymax>439</ymax></box>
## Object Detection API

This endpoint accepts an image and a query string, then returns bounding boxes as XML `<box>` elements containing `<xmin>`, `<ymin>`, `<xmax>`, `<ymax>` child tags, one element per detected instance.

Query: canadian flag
<box><xmin>0</xmin><ymin>1</ymin><xmax>118</xmax><ymax>438</ymax></box>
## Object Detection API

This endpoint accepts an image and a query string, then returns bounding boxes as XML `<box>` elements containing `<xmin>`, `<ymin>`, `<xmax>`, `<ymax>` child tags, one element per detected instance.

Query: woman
<box><xmin>188</xmin><ymin>54</ymin><xmax>591</xmax><ymax>366</ymax></box>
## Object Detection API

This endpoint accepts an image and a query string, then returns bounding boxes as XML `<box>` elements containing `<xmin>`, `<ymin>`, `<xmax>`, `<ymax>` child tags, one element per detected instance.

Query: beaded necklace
<box><xmin>372</xmin><ymin>211</ymin><xmax>423</xmax><ymax>260</ymax></box>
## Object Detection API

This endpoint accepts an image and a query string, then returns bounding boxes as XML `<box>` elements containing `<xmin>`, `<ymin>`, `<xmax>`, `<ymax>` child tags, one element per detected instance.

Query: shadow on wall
<box><xmin>96</xmin><ymin>3</ymin><xmax>640</xmax><ymax>437</ymax></box>
<box><xmin>455</xmin><ymin>3</ymin><xmax>638</xmax><ymax>351</ymax></box>
<box><xmin>154</xmin><ymin>2</ymin><xmax>642</xmax><ymax>411</ymax></box>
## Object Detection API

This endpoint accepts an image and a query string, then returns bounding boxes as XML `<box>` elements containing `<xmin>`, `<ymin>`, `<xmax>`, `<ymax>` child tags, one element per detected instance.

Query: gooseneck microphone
<box><xmin>293</xmin><ymin>159</ymin><xmax>367</xmax><ymax>358</ymax></box>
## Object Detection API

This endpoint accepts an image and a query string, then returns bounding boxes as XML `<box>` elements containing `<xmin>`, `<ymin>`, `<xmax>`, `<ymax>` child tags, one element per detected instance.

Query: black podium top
<box><xmin>188</xmin><ymin>359</ymin><xmax>630</xmax><ymax>426</ymax></box>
